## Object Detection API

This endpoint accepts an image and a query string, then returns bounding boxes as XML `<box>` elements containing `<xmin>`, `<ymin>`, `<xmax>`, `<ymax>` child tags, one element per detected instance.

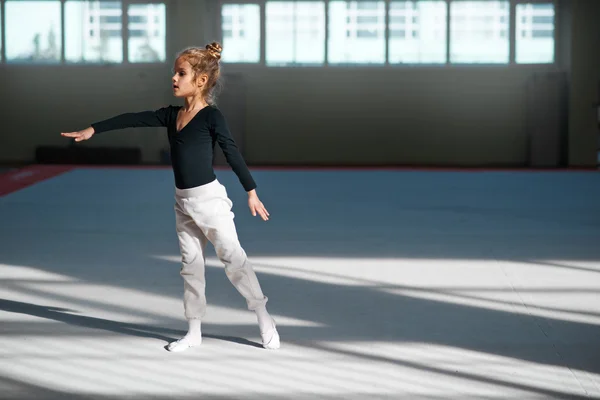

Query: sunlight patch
<box><xmin>152</xmin><ymin>255</ymin><xmax>600</xmax><ymax>326</ymax></box>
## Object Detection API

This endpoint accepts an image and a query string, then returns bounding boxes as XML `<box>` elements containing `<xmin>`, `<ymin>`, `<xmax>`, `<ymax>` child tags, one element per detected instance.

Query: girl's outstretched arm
<box><xmin>61</xmin><ymin>106</ymin><xmax>173</xmax><ymax>141</ymax></box>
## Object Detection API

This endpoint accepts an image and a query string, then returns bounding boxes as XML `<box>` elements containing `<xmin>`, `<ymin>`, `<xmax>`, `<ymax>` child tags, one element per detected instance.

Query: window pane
<box><xmin>266</xmin><ymin>1</ymin><xmax>325</xmax><ymax>66</ymax></box>
<box><xmin>516</xmin><ymin>3</ymin><xmax>554</xmax><ymax>63</ymax></box>
<box><xmin>128</xmin><ymin>4</ymin><xmax>166</xmax><ymax>63</ymax></box>
<box><xmin>6</xmin><ymin>1</ymin><xmax>61</xmax><ymax>63</ymax></box>
<box><xmin>328</xmin><ymin>1</ymin><xmax>385</xmax><ymax>64</ymax></box>
<box><xmin>221</xmin><ymin>4</ymin><xmax>260</xmax><ymax>63</ymax></box>
<box><xmin>450</xmin><ymin>1</ymin><xmax>509</xmax><ymax>64</ymax></box>
<box><xmin>65</xmin><ymin>1</ymin><xmax>122</xmax><ymax>63</ymax></box>
<box><xmin>389</xmin><ymin>1</ymin><xmax>446</xmax><ymax>64</ymax></box>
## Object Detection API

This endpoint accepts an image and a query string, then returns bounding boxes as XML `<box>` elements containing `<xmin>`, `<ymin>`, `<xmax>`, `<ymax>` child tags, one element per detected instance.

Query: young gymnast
<box><xmin>61</xmin><ymin>42</ymin><xmax>280</xmax><ymax>352</ymax></box>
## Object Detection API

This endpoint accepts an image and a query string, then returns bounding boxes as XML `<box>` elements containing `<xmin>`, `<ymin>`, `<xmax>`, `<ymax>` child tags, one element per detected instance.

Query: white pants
<box><xmin>174</xmin><ymin>178</ymin><xmax>268</xmax><ymax>320</ymax></box>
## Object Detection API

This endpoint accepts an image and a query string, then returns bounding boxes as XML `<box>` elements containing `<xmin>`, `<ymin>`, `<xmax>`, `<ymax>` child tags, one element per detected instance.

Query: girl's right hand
<box><xmin>61</xmin><ymin>127</ymin><xmax>95</xmax><ymax>142</ymax></box>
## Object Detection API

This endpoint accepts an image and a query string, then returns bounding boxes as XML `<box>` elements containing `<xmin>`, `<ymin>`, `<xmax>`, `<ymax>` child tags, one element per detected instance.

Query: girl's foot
<box><xmin>256</xmin><ymin>309</ymin><xmax>280</xmax><ymax>350</ymax></box>
<box><xmin>255</xmin><ymin>306</ymin><xmax>280</xmax><ymax>349</ymax></box>
<box><xmin>167</xmin><ymin>319</ymin><xmax>202</xmax><ymax>352</ymax></box>
<box><xmin>260</xmin><ymin>317</ymin><xmax>280</xmax><ymax>350</ymax></box>
<box><xmin>167</xmin><ymin>334</ymin><xmax>202</xmax><ymax>352</ymax></box>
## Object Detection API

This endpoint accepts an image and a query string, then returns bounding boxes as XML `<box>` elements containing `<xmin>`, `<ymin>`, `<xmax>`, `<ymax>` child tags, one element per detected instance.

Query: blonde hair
<box><xmin>176</xmin><ymin>42</ymin><xmax>223</xmax><ymax>105</ymax></box>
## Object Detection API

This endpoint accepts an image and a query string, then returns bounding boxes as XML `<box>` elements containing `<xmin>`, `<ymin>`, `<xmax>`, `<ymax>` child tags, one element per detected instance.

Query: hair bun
<box><xmin>206</xmin><ymin>42</ymin><xmax>222</xmax><ymax>60</ymax></box>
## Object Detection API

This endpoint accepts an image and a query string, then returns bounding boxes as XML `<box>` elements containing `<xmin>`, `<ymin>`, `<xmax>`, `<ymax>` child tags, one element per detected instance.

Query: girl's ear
<box><xmin>196</xmin><ymin>74</ymin><xmax>208</xmax><ymax>88</ymax></box>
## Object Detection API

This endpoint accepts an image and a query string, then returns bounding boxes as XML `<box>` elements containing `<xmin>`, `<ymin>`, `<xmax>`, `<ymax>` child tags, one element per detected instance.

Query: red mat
<box><xmin>0</xmin><ymin>165</ymin><xmax>73</xmax><ymax>197</ymax></box>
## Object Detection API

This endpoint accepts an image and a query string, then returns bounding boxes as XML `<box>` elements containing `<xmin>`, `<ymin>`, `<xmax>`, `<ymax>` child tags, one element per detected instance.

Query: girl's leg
<box><xmin>167</xmin><ymin>199</ymin><xmax>208</xmax><ymax>352</ymax></box>
<box><xmin>195</xmin><ymin>186</ymin><xmax>279</xmax><ymax>349</ymax></box>
<box><xmin>202</xmin><ymin>202</ymin><xmax>268</xmax><ymax>311</ymax></box>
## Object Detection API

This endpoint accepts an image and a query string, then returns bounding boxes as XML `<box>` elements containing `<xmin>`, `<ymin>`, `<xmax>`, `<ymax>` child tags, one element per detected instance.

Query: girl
<box><xmin>61</xmin><ymin>42</ymin><xmax>280</xmax><ymax>352</ymax></box>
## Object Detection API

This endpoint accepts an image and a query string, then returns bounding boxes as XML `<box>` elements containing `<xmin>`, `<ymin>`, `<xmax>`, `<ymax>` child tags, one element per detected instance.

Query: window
<box><xmin>266</xmin><ymin>1</ymin><xmax>325</xmax><ymax>66</ymax></box>
<box><xmin>65</xmin><ymin>1</ymin><xmax>123</xmax><ymax>63</ymax></box>
<box><xmin>389</xmin><ymin>1</ymin><xmax>446</xmax><ymax>64</ymax></box>
<box><xmin>218</xmin><ymin>0</ymin><xmax>559</xmax><ymax>67</ymax></box>
<box><xmin>328</xmin><ymin>1</ymin><xmax>385</xmax><ymax>64</ymax></box>
<box><xmin>5</xmin><ymin>1</ymin><xmax>62</xmax><ymax>63</ymax></box>
<box><xmin>0</xmin><ymin>6</ymin><xmax>2</xmax><ymax>61</ymax></box>
<box><xmin>221</xmin><ymin>4</ymin><xmax>261</xmax><ymax>63</ymax></box>
<box><xmin>128</xmin><ymin>3</ymin><xmax>166</xmax><ymax>63</ymax></box>
<box><xmin>450</xmin><ymin>1</ymin><xmax>509</xmax><ymax>64</ymax></box>
<box><xmin>99</xmin><ymin>2</ymin><xmax>121</xmax><ymax>8</ymax></box>
<box><xmin>516</xmin><ymin>3</ymin><xmax>554</xmax><ymax>63</ymax></box>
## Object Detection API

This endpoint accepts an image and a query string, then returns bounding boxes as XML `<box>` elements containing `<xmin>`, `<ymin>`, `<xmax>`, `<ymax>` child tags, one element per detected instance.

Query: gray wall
<box><xmin>238</xmin><ymin>66</ymin><xmax>546</xmax><ymax>166</ymax></box>
<box><xmin>567</xmin><ymin>0</ymin><xmax>600</xmax><ymax>167</ymax></box>
<box><xmin>0</xmin><ymin>0</ymin><xmax>597</xmax><ymax>167</ymax></box>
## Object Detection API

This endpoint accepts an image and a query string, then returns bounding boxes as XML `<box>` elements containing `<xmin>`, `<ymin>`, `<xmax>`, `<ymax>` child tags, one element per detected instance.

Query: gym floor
<box><xmin>1</xmin><ymin>165</ymin><xmax>599</xmax><ymax>399</ymax></box>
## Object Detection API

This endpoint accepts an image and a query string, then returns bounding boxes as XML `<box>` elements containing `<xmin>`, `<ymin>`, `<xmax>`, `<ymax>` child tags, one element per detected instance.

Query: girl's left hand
<box><xmin>248</xmin><ymin>191</ymin><xmax>269</xmax><ymax>221</ymax></box>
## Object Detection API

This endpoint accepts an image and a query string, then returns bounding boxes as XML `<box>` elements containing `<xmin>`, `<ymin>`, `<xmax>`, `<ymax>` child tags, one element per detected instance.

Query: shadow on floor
<box><xmin>0</xmin><ymin>299</ymin><xmax>263</xmax><ymax>349</ymax></box>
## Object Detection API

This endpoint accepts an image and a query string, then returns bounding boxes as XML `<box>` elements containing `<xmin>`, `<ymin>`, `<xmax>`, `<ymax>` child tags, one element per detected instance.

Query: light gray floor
<box><xmin>1</xmin><ymin>167</ymin><xmax>599</xmax><ymax>399</ymax></box>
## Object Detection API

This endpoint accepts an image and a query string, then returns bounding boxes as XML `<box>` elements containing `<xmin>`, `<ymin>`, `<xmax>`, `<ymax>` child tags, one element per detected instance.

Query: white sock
<box><xmin>255</xmin><ymin>306</ymin><xmax>274</xmax><ymax>333</ymax></box>
<box><xmin>256</xmin><ymin>307</ymin><xmax>280</xmax><ymax>349</ymax></box>
<box><xmin>167</xmin><ymin>319</ymin><xmax>202</xmax><ymax>352</ymax></box>
<box><xmin>186</xmin><ymin>319</ymin><xmax>202</xmax><ymax>340</ymax></box>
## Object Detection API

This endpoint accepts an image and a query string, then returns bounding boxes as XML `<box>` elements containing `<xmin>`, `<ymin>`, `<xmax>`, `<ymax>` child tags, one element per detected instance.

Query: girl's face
<box><xmin>171</xmin><ymin>57</ymin><xmax>207</xmax><ymax>98</ymax></box>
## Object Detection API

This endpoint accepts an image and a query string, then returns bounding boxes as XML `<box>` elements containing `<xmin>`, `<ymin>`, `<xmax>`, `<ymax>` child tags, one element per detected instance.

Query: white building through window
<box><xmin>0</xmin><ymin>1</ymin><xmax>559</xmax><ymax>66</ymax></box>
<box><xmin>64</xmin><ymin>1</ymin><xmax>165</xmax><ymax>63</ymax></box>
<box><xmin>65</xmin><ymin>0</ymin><xmax>123</xmax><ymax>63</ymax></box>
<box><xmin>450</xmin><ymin>0</ymin><xmax>509</xmax><ymax>64</ymax></box>
<box><xmin>5</xmin><ymin>0</ymin><xmax>62</xmax><ymax>63</ymax></box>
<box><xmin>219</xmin><ymin>0</ymin><xmax>559</xmax><ymax>66</ymax></box>
<box><xmin>389</xmin><ymin>1</ymin><xmax>446</xmax><ymax>64</ymax></box>
<box><xmin>266</xmin><ymin>1</ymin><xmax>325</xmax><ymax>66</ymax></box>
<box><xmin>128</xmin><ymin>3</ymin><xmax>166</xmax><ymax>63</ymax></box>
<box><xmin>516</xmin><ymin>3</ymin><xmax>555</xmax><ymax>63</ymax></box>
<box><xmin>328</xmin><ymin>1</ymin><xmax>386</xmax><ymax>64</ymax></box>
<box><xmin>221</xmin><ymin>4</ymin><xmax>261</xmax><ymax>63</ymax></box>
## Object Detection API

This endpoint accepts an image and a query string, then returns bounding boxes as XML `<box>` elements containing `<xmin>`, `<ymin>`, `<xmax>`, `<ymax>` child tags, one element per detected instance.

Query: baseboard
<box><xmin>35</xmin><ymin>146</ymin><xmax>142</xmax><ymax>165</ymax></box>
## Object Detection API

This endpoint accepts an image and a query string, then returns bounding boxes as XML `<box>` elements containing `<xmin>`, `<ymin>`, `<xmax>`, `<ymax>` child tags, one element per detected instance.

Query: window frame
<box><xmin>3</xmin><ymin>0</ymin><xmax>65</xmax><ymax>64</ymax></box>
<box><xmin>448</xmin><ymin>0</ymin><xmax>511</xmax><ymax>65</ymax></box>
<box><xmin>327</xmin><ymin>0</ymin><xmax>387</xmax><ymax>66</ymax></box>
<box><xmin>125</xmin><ymin>1</ymin><xmax>168</xmax><ymax>64</ymax></box>
<box><xmin>0</xmin><ymin>0</ymin><xmax>5</xmax><ymax>64</ymax></box>
<box><xmin>0</xmin><ymin>0</ymin><xmax>559</xmax><ymax>68</ymax></box>
<box><xmin>264</xmin><ymin>0</ymin><xmax>327</xmax><ymax>66</ymax></box>
<box><xmin>387</xmin><ymin>0</ymin><xmax>448</xmax><ymax>65</ymax></box>
<box><xmin>513</xmin><ymin>0</ymin><xmax>557</xmax><ymax>64</ymax></box>
<box><xmin>218</xmin><ymin>0</ymin><xmax>263</xmax><ymax>65</ymax></box>
<box><xmin>217</xmin><ymin>0</ymin><xmax>559</xmax><ymax>69</ymax></box>
<box><xmin>0</xmin><ymin>0</ymin><xmax>168</xmax><ymax>66</ymax></box>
